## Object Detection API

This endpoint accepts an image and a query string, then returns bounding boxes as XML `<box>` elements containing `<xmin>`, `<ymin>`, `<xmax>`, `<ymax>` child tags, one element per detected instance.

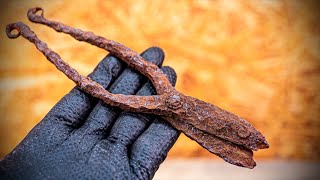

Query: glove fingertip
<box><xmin>161</xmin><ymin>66</ymin><xmax>177</xmax><ymax>86</ymax></box>
<box><xmin>140</xmin><ymin>47</ymin><xmax>165</xmax><ymax>67</ymax></box>
<box><xmin>88</xmin><ymin>54</ymin><xmax>123</xmax><ymax>88</ymax></box>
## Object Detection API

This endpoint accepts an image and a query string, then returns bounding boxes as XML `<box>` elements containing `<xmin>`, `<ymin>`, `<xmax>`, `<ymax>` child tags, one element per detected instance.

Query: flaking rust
<box><xmin>6</xmin><ymin>7</ymin><xmax>269</xmax><ymax>168</ymax></box>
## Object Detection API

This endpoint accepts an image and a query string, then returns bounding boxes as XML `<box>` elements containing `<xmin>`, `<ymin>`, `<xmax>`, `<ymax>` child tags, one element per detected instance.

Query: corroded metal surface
<box><xmin>6</xmin><ymin>7</ymin><xmax>269</xmax><ymax>168</ymax></box>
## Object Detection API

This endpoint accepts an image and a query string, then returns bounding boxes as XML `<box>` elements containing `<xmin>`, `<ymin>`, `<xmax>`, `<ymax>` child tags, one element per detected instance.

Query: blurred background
<box><xmin>0</xmin><ymin>0</ymin><xmax>319</xmax><ymax>179</ymax></box>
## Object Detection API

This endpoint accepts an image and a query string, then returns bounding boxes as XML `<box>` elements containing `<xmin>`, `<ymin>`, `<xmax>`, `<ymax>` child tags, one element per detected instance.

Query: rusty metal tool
<box><xmin>6</xmin><ymin>7</ymin><xmax>269</xmax><ymax>168</ymax></box>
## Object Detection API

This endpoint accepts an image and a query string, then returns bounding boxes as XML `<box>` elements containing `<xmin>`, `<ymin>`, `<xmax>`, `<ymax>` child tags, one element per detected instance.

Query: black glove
<box><xmin>0</xmin><ymin>47</ymin><xmax>179</xmax><ymax>179</ymax></box>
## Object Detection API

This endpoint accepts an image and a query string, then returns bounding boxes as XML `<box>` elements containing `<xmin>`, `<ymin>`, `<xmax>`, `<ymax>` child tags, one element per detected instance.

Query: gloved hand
<box><xmin>0</xmin><ymin>47</ymin><xmax>179</xmax><ymax>179</ymax></box>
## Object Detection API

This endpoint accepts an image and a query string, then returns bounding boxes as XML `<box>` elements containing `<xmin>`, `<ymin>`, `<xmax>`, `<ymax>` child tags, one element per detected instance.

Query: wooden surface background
<box><xmin>0</xmin><ymin>0</ymin><xmax>319</xmax><ymax>161</ymax></box>
<box><xmin>154</xmin><ymin>160</ymin><xmax>320</xmax><ymax>180</ymax></box>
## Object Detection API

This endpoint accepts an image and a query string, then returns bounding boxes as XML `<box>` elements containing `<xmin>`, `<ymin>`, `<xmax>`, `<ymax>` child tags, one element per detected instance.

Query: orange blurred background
<box><xmin>0</xmin><ymin>0</ymin><xmax>319</xmax><ymax>162</ymax></box>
